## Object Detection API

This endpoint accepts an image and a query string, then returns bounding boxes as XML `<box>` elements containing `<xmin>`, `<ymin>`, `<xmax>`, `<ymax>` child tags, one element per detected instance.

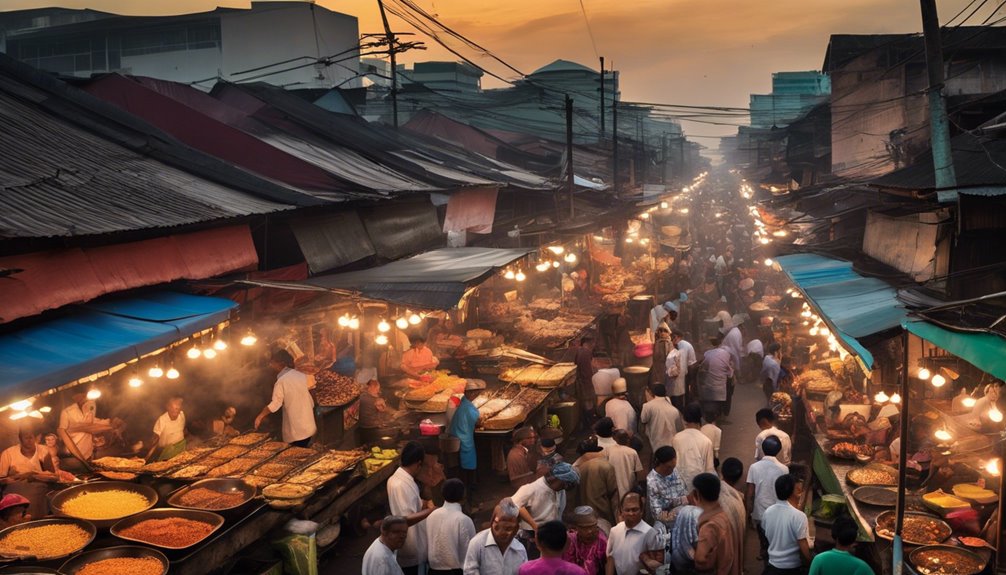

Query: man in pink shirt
<box><xmin>519</xmin><ymin>520</ymin><xmax>587</xmax><ymax>575</ymax></box>
<box><xmin>563</xmin><ymin>506</ymin><xmax>607</xmax><ymax>575</ymax></box>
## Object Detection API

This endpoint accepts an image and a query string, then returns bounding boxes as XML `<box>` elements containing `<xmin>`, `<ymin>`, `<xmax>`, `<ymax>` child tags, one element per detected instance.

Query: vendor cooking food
<box><xmin>0</xmin><ymin>425</ymin><xmax>60</xmax><ymax>520</ymax></box>
<box><xmin>401</xmin><ymin>335</ymin><xmax>440</xmax><ymax>379</ymax></box>
<box><xmin>57</xmin><ymin>390</ymin><xmax>125</xmax><ymax>471</ymax></box>
<box><xmin>255</xmin><ymin>349</ymin><xmax>317</xmax><ymax>447</ymax></box>
<box><xmin>146</xmin><ymin>395</ymin><xmax>187</xmax><ymax>461</ymax></box>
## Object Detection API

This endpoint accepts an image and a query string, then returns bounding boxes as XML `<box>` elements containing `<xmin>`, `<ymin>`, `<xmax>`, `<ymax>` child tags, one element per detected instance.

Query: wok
<box><xmin>59</xmin><ymin>546</ymin><xmax>167</xmax><ymax>575</ymax></box>
<box><xmin>0</xmin><ymin>518</ymin><xmax>96</xmax><ymax>563</ymax></box>
<box><xmin>50</xmin><ymin>481</ymin><xmax>158</xmax><ymax>529</ymax></box>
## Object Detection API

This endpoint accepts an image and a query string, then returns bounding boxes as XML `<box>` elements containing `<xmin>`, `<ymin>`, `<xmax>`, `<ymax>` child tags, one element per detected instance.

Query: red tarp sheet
<box><xmin>404</xmin><ymin>111</ymin><xmax>501</xmax><ymax>159</ymax></box>
<box><xmin>443</xmin><ymin>187</ymin><xmax>499</xmax><ymax>234</ymax></box>
<box><xmin>0</xmin><ymin>226</ymin><xmax>258</xmax><ymax>323</ymax></box>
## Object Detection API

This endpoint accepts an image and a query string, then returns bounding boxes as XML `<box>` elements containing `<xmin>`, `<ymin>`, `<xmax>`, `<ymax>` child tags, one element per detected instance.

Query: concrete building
<box><xmin>749</xmin><ymin>71</ymin><xmax>830</xmax><ymax>129</ymax></box>
<box><xmin>0</xmin><ymin>2</ymin><xmax>360</xmax><ymax>90</ymax></box>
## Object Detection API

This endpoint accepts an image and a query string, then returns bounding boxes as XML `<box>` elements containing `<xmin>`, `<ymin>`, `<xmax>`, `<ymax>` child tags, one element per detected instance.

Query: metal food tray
<box><xmin>166</xmin><ymin>478</ymin><xmax>257</xmax><ymax>512</ymax></box>
<box><xmin>59</xmin><ymin>545</ymin><xmax>168</xmax><ymax>575</ymax></box>
<box><xmin>110</xmin><ymin>508</ymin><xmax>224</xmax><ymax>551</ymax></box>
<box><xmin>908</xmin><ymin>545</ymin><xmax>987</xmax><ymax>575</ymax></box>
<box><xmin>0</xmin><ymin>518</ymin><xmax>96</xmax><ymax>563</ymax></box>
<box><xmin>874</xmin><ymin>511</ymin><xmax>951</xmax><ymax>546</ymax></box>
<box><xmin>50</xmin><ymin>481</ymin><xmax>159</xmax><ymax>529</ymax></box>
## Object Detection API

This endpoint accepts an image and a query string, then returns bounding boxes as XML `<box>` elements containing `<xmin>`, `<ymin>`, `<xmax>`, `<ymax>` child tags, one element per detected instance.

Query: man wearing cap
<box><xmin>508</xmin><ymin>427</ymin><xmax>539</xmax><ymax>489</ymax></box>
<box><xmin>604</xmin><ymin>379</ymin><xmax>637</xmax><ymax>434</ymax></box>
<box><xmin>0</xmin><ymin>493</ymin><xmax>31</xmax><ymax>529</ymax></box>
<box><xmin>512</xmin><ymin>462</ymin><xmax>580</xmax><ymax>558</ymax></box>
<box><xmin>564</xmin><ymin>506</ymin><xmax>608</xmax><ymax>575</ymax></box>
<box><xmin>448</xmin><ymin>379</ymin><xmax>484</xmax><ymax>489</ymax></box>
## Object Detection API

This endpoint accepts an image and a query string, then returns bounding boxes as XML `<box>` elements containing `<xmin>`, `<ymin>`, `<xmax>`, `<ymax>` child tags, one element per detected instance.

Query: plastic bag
<box><xmin>272</xmin><ymin>533</ymin><xmax>317</xmax><ymax>575</ymax></box>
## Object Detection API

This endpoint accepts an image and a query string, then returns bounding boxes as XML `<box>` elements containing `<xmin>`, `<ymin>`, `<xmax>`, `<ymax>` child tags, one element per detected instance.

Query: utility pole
<box><xmin>599</xmin><ymin>57</ymin><xmax>605</xmax><ymax>143</ymax></box>
<box><xmin>377</xmin><ymin>0</ymin><xmax>398</xmax><ymax>128</ymax></box>
<box><xmin>566</xmin><ymin>95</ymin><xmax>575</xmax><ymax>219</ymax></box>
<box><xmin>661</xmin><ymin>133</ymin><xmax>668</xmax><ymax>184</ymax></box>
<box><xmin>612</xmin><ymin>97</ymin><xmax>619</xmax><ymax>198</ymax></box>
<box><xmin>920</xmin><ymin>0</ymin><xmax>957</xmax><ymax>189</ymax></box>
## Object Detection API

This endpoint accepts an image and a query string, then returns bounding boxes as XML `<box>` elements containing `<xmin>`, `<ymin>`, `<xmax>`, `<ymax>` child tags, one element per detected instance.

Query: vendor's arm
<box><xmin>404</xmin><ymin>502</ymin><xmax>436</xmax><ymax>527</ymax></box>
<box><xmin>255</xmin><ymin>383</ymin><xmax>284</xmax><ymax>430</ymax></box>
<box><xmin>517</xmin><ymin>506</ymin><xmax>537</xmax><ymax>532</ymax></box>
<box><xmin>57</xmin><ymin>428</ymin><xmax>90</xmax><ymax>467</ymax></box>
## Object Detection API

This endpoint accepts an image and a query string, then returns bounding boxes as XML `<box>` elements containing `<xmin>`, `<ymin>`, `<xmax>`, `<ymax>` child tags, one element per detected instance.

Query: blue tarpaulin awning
<box><xmin>0</xmin><ymin>292</ymin><xmax>237</xmax><ymax>406</ymax></box>
<box><xmin>775</xmin><ymin>254</ymin><xmax>907</xmax><ymax>368</ymax></box>
<box><xmin>902</xmin><ymin>319</ymin><xmax>1006</xmax><ymax>381</ymax></box>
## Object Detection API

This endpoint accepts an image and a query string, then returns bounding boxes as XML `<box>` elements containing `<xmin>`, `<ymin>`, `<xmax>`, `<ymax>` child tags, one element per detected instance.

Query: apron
<box><xmin>157</xmin><ymin>438</ymin><xmax>187</xmax><ymax>461</ymax></box>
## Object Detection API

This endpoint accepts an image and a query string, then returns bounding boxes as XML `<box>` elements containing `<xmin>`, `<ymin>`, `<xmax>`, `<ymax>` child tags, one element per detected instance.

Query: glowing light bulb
<box><xmin>408</xmin><ymin>313</ymin><xmax>422</xmax><ymax>325</ymax></box>
<box><xmin>660</xmin><ymin>201</ymin><xmax>668</xmax><ymax>209</ymax></box>
<box><xmin>378</xmin><ymin>320</ymin><xmax>391</xmax><ymax>333</ymax></box>
<box><xmin>564</xmin><ymin>253</ymin><xmax>577</xmax><ymax>264</ymax></box>
<box><xmin>240</xmin><ymin>332</ymin><xmax>257</xmax><ymax>346</ymax></box>
<box><xmin>348</xmin><ymin>317</ymin><xmax>360</xmax><ymax>330</ymax></box>
<box><xmin>801</xmin><ymin>310</ymin><xmax>812</xmax><ymax>318</ymax></box>
<box><xmin>10</xmin><ymin>412</ymin><xmax>27</xmax><ymax>421</ymax></box>
<box><xmin>819</xmin><ymin>327</ymin><xmax>830</xmax><ymax>337</ymax></box>
<box><xmin>213</xmin><ymin>338</ymin><xmax>227</xmax><ymax>351</ymax></box>
<box><xmin>149</xmin><ymin>365</ymin><xmax>164</xmax><ymax>378</ymax></box>
<box><xmin>986</xmin><ymin>459</ymin><xmax>1001</xmax><ymax>476</ymax></box>
<box><xmin>773</xmin><ymin>230</ymin><xmax>788</xmax><ymax>237</ymax></box>
<box><xmin>338</xmin><ymin>315</ymin><xmax>350</xmax><ymax>327</ymax></box>
<box><xmin>874</xmin><ymin>391</ymin><xmax>889</xmax><ymax>403</ymax></box>
<box><xmin>639</xmin><ymin>212</ymin><xmax>650</xmax><ymax>219</ymax></box>
<box><xmin>640</xmin><ymin>238</ymin><xmax>650</xmax><ymax>245</ymax></box>
<box><xmin>536</xmin><ymin>262</ymin><xmax>550</xmax><ymax>272</ymax></box>
<box><xmin>714</xmin><ymin>213</ymin><xmax>722</xmax><ymax>218</ymax></box>
<box><xmin>38</xmin><ymin>406</ymin><xmax>51</xmax><ymax>414</ymax></box>
<box><xmin>890</xmin><ymin>393</ymin><xmax>901</xmax><ymax>404</ymax></box>
<box><xmin>375</xmin><ymin>334</ymin><xmax>389</xmax><ymax>346</ymax></box>
<box><xmin>931</xmin><ymin>374</ymin><xmax>947</xmax><ymax>388</ymax></box>
<box><xmin>128</xmin><ymin>376</ymin><xmax>143</xmax><ymax>388</ymax></box>
<box><xmin>989</xmin><ymin>405</ymin><xmax>1003</xmax><ymax>423</ymax></box>
<box><xmin>186</xmin><ymin>345</ymin><xmax>202</xmax><ymax>359</ymax></box>
<box><xmin>515</xmin><ymin>271</ymin><xmax>526</xmax><ymax>282</ymax></box>
<box><xmin>625</xmin><ymin>237</ymin><xmax>634</xmax><ymax>244</ymax></box>
<box><xmin>934</xmin><ymin>428</ymin><xmax>953</xmax><ymax>442</ymax></box>
<box><xmin>809</xmin><ymin>327</ymin><xmax>819</xmax><ymax>336</ymax></box>
<box><xmin>764</xmin><ymin>258</ymin><xmax>774</xmax><ymax>267</ymax></box>
<box><xmin>9</xmin><ymin>400</ymin><xmax>32</xmax><ymax>412</ymax></box>
<box><xmin>547</xmin><ymin>246</ymin><xmax>565</xmax><ymax>255</ymax></box>
<box><xmin>680</xmin><ymin>208</ymin><xmax>689</xmax><ymax>214</ymax></box>
<box><xmin>552</xmin><ymin>261</ymin><xmax>560</xmax><ymax>268</ymax></box>
<box><xmin>203</xmin><ymin>348</ymin><xmax>217</xmax><ymax>359</ymax></box>
<box><xmin>963</xmin><ymin>396</ymin><xmax>977</xmax><ymax>408</ymax></box>
<box><xmin>86</xmin><ymin>389</ymin><xmax>101</xmax><ymax>401</ymax></box>
<box><xmin>917</xmin><ymin>368</ymin><xmax>931</xmax><ymax>380</ymax></box>
<box><xmin>790</xmin><ymin>291</ymin><xmax>801</xmax><ymax>298</ymax></box>
<box><xmin>166</xmin><ymin>367</ymin><xmax>180</xmax><ymax>380</ymax></box>
<box><xmin>504</xmin><ymin>270</ymin><xmax>516</xmax><ymax>280</ymax></box>
<box><xmin>396</xmin><ymin>317</ymin><xmax>409</xmax><ymax>330</ymax></box>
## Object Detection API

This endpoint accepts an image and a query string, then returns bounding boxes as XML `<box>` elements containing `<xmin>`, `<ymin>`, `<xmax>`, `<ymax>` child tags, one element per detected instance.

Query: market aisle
<box><xmin>718</xmin><ymin>379</ymin><xmax>770</xmax><ymax>575</ymax></box>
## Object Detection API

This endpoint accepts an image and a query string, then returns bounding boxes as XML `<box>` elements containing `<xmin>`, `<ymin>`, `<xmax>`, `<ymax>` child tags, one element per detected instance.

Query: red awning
<box><xmin>0</xmin><ymin>226</ymin><xmax>258</xmax><ymax>323</ymax></box>
<box><xmin>443</xmin><ymin>187</ymin><xmax>499</xmax><ymax>234</ymax></box>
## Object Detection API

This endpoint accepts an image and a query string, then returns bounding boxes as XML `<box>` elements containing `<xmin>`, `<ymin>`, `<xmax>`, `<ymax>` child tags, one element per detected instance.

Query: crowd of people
<box><xmin>359</xmin><ymin>175</ymin><xmax>876</xmax><ymax>575</ymax></box>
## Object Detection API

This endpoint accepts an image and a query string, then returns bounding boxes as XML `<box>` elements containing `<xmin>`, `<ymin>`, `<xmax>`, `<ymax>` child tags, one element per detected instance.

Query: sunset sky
<box><xmin>1</xmin><ymin>0</ymin><xmax>987</xmax><ymax>142</ymax></box>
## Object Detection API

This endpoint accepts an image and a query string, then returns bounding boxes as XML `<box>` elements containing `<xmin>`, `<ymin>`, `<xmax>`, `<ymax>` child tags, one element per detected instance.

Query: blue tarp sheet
<box><xmin>0</xmin><ymin>292</ymin><xmax>237</xmax><ymax>406</ymax></box>
<box><xmin>775</xmin><ymin>254</ymin><xmax>907</xmax><ymax>368</ymax></box>
<box><xmin>903</xmin><ymin>319</ymin><xmax>1006</xmax><ymax>381</ymax></box>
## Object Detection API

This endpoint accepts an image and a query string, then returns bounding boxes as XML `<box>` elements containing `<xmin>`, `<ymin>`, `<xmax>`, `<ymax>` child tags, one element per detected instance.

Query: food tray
<box><xmin>90</xmin><ymin>457</ymin><xmax>146</xmax><ymax>472</ymax></box>
<box><xmin>852</xmin><ymin>486</ymin><xmax>898</xmax><ymax>507</ymax></box>
<box><xmin>909</xmin><ymin>545</ymin><xmax>987</xmax><ymax>575</ymax></box>
<box><xmin>313</xmin><ymin>371</ymin><xmax>361</xmax><ymax>407</ymax></box>
<box><xmin>825</xmin><ymin>441</ymin><xmax>874</xmax><ymax>460</ymax></box>
<box><xmin>227</xmin><ymin>432</ymin><xmax>271</xmax><ymax>447</ymax></box>
<box><xmin>110</xmin><ymin>508</ymin><xmax>224</xmax><ymax>550</ymax></box>
<box><xmin>167</xmin><ymin>478</ymin><xmax>257</xmax><ymax>512</ymax></box>
<box><xmin>846</xmin><ymin>463</ymin><xmax>898</xmax><ymax>487</ymax></box>
<box><xmin>0</xmin><ymin>518</ymin><xmax>96</xmax><ymax>562</ymax></box>
<box><xmin>59</xmin><ymin>546</ymin><xmax>168</xmax><ymax>575</ymax></box>
<box><xmin>140</xmin><ymin>447</ymin><xmax>216</xmax><ymax>475</ymax></box>
<box><xmin>50</xmin><ymin>481</ymin><xmax>159</xmax><ymax>529</ymax></box>
<box><xmin>875</xmin><ymin>511</ymin><xmax>951</xmax><ymax>546</ymax></box>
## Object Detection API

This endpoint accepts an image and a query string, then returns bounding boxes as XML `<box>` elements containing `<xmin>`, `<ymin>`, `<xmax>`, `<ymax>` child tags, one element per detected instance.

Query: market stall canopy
<box><xmin>776</xmin><ymin>253</ymin><xmax>908</xmax><ymax>368</ymax></box>
<box><xmin>0</xmin><ymin>292</ymin><xmax>237</xmax><ymax>407</ymax></box>
<box><xmin>902</xmin><ymin>319</ymin><xmax>1006</xmax><ymax>381</ymax></box>
<box><xmin>249</xmin><ymin>247</ymin><xmax>534</xmax><ymax>310</ymax></box>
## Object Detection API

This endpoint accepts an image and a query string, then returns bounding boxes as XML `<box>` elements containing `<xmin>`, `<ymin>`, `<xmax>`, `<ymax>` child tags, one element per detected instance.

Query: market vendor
<box><xmin>212</xmin><ymin>406</ymin><xmax>240</xmax><ymax>438</ymax></box>
<box><xmin>146</xmin><ymin>396</ymin><xmax>187</xmax><ymax>461</ymax></box>
<box><xmin>359</xmin><ymin>379</ymin><xmax>397</xmax><ymax>443</ymax></box>
<box><xmin>447</xmin><ymin>379</ymin><xmax>483</xmax><ymax>490</ymax></box>
<box><xmin>0</xmin><ymin>425</ymin><xmax>60</xmax><ymax>520</ymax></box>
<box><xmin>255</xmin><ymin>349</ymin><xmax>317</xmax><ymax>447</ymax></box>
<box><xmin>57</xmin><ymin>389</ymin><xmax>125</xmax><ymax>471</ymax></box>
<box><xmin>426</xmin><ymin>317</ymin><xmax>461</xmax><ymax>357</ymax></box>
<box><xmin>400</xmin><ymin>335</ymin><xmax>440</xmax><ymax>379</ymax></box>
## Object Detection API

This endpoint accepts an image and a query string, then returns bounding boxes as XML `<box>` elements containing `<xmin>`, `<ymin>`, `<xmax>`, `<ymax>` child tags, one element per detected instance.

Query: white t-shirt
<box><xmin>671</xmin><ymin>428</ymin><xmax>714</xmax><ymax>489</ymax></box>
<box><xmin>426</xmin><ymin>501</ymin><xmax>476</xmax><ymax>570</ymax></box>
<box><xmin>512</xmin><ymin>476</ymin><xmax>565</xmax><ymax>531</ymax></box>
<box><xmin>746</xmin><ymin>456</ymin><xmax>789</xmax><ymax>521</ymax></box>
<box><xmin>746</xmin><ymin>339</ymin><xmax>764</xmax><ymax>357</ymax></box>
<box><xmin>762</xmin><ymin>501</ymin><xmax>809</xmax><ymax>569</ymax></box>
<box><xmin>593</xmin><ymin>368</ymin><xmax>621</xmax><ymax>396</ymax></box>
<box><xmin>361</xmin><ymin>537</ymin><xmax>404</xmax><ymax>575</ymax></box>
<box><xmin>387</xmin><ymin>466</ymin><xmax>427</xmax><ymax>567</ymax></box>
<box><xmin>607</xmin><ymin>520</ymin><xmax>661</xmax><ymax>575</ymax></box>
<box><xmin>606</xmin><ymin>443</ymin><xmax>644</xmax><ymax>498</ymax></box>
<box><xmin>640</xmin><ymin>397</ymin><xmax>682</xmax><ymax>451</ymax></box>
<box><xmin>677</xmin><ymin>339</ymin><xmax>697</xmax><ymax>367</ymax></box>
<box><xmin>605</xmin><ymin>397</ymin><xmax>638</xmax><ymax>433</ymax></box>
<box><xmin>58</xmin><ymin>401</ymin><xmax>109</xmax><ymax>460</ymax></box>
<box><xmin>153</xmin><ymin>412</ymin><xmax>186</xmax><ymax>447</ymax></box>
<box><xmin>0</xmin><ymin>445</ymin><xmax>47</xmax><ymax>477</ymax></box>
<box><xmin>755</xmin><ymin>426</ymin><xmax>792</xmax><ymax>465</ymax></box>
<box><xmin>666</xmin><ymin>348</ymin><xmax>687</xmax><ymax>396</ymax></box>
<box><xmin>267</xmin><ymin>367</ymin><xmax>317</xmax><ymax>443</ymax></box>
<box><xmin>700</xmin><ymin>423</ymin><xmax>722</xmax><ymax>459</ymax></box>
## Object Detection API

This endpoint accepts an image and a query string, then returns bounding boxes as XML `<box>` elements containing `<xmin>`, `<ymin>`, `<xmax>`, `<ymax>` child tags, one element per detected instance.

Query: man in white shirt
<box><xmin>362</xmin><ymin>516</ymin><xmax>408</xmax><ymax>575</ymax></box>
<box><xmin>745</xmin><ymin>338</ymin><xmax>764</xmax><ymax>386</ymax></box>
<box><xmin>512</xmin><ymin>462</ymin><xmax>579</xmax><ymax>558</ymax></box>
<box><xmin>761</xmin><ymin>343</ymin><xmax>782</xmax><ymax>399</ymax></box>
<box><xmin>606</xmin><ymin>492</ymin><xmax>663</xmax><ymax>575</ymax></box>
<box><xmin>255</xmin><ymin>350</ymin><xmax>317</xmax><ymax>446</ymax></box>
<box><xmin>464</xmin><ymin>498</ymin><xmax>527</xmax><ymax>575</ymax></box>
<box><xmin>387</xmin><ymin>442</ymin><xmax>437</xmax><ymax>574</ymax></box>
<box><xmin>671</xmin><ymin>403</ymin><xmax>715</xmax><ymax>489</ymax></box>
<box><xmin>146</xmin><ymin>396</ymin><xmax>186</xmax><ymax>461</ymax></box>
<box><xmin>607</xmin><ymin>430</ymin><xmax>645</xmax><ymax>499</ymax></box>
<box><xmin>605</xmin><ymin>378</ymin><xmax>637</xmax><ymax>434</ymax></box>
<box><xmin>427</xmin><ymin>479</ymin><xmax>476</xmax><ymax>575</ymax></box>
<box><xmin>670</xmin><ymin>330</ymin><xmax>695</xmax><ymax>408</ymax></box>
<box><xmin>640</xmin><ymin>385</ymin><xmax>682</xmax><ymax>451</ymax></box>
<box><xmin>57</xmin><ymin>391</ymin><xmax>122</xmax><ymax>470</ymax></box>
<box><xmin>755</xmin><ymin>408</ymin><xmax>792</xmax><ymax>465</ymax></box>
<box><xmin>593</xmin><ymin>367</ymin><xmax>621</xmax><ymax>409</ymax></box>
<box><xmin>721</xmin><ymin>316</ymin><xmax>745</xmax><ymax>374</ymax></box>
<box><xmin>746</xmin><ymin>436</ymin><xmax>789</xmax><ymax>562</ymax></box>
<box><xmin>762</xmin><ymin>474</ymin><xmax>811</xmax><ymax>575</ymax></box>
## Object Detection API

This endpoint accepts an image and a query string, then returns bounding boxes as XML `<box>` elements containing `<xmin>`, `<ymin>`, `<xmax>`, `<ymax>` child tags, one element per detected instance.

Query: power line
<box><xmin>577</xmin><ymin>0</ymin><xmax>600</xmax><ymax>59</ymax></box>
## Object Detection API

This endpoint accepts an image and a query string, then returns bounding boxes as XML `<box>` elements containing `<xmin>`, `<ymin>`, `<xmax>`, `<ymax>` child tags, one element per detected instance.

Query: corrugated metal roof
<box><xmin>869</xmin><ymin>133</ymin><xmax>1006</xmax><ymax>200</ymax></box>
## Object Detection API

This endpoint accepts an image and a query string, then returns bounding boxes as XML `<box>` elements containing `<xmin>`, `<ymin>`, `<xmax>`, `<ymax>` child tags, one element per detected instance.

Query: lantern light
<box><xmin>552</xmin><ymin>261</ymin><xmax>560</xmax><ymax>268</ymax></box>
<box><xmin>504</xmin><ymin>269</ymin><xmax>516</xmax><ymax>280</ymax></box>
<box><xmin>203</xmin><ymin>348</ymin><xmax>218</xmax><ymax>359</ymax></box>
<box><xmin>680</xmin><ymin>208</ymin><xmax>689</xmax><ymax>214</ymax></box>
<box><xmin>166</xmin><ymin>366</ymin><xmax>180</xmax><ymax>380</ymax></box>
<box><xmin>917</xmin><ymin>368</ymin><xmax>931</xmax><ymax>381</ymax></box>
<box><xmin>128</xmin><ymin>376</ymin><xmax>144</xmax><ymax>388</ymax></box>
<box><xmin>625</xmin><ymin>237</ymin><xmax>634</xmax><ymax>244</ymax></box>
<box><xmin>639</xmin><ymin>212</ymin><xmax>650</xmax><ymax>220</ymax></box>
<box><xmin>660</xmin><ymin>201</ymin><xmax>668</xmax><ymax>209</ymax></box>
<box><xmin>396</xmin><ymin>317</ymin><xmax>409</xmax><ymax>330</ymax></box>
<box><xmin>186</xmin><ymin>345</ymin><xmax>202</xmax><ymax>360</ymax></box>
<box><xmin>9</xmin><ymin>411</ymin><xmax>28</xmax><ymax>421</ymax></box>
<box><xmin>348</xmin><ymin>317</ymin><xmax>360</xmax><ymax>330</ymax></box>
<box><xmin>213</xmin><ymin>337</ymin><xmax>227</xmax><ymax>351</ymax></box>
<box><xmin>378</xmin><ymin>320</ymin><xmax>391</xmax><ymax>333</ymax></box>
<box><xmin>890</xmin><ymin>393</ymin><xmax>901</xmax><ymax>404</ymax></box>
<box><xmin>86</xmin><ymin>389</ymin><xmax>101</xmax><ymax>401</ymax></box>
<box><xmin>564</xmin><ymin>253</ymin><xmax>577</xmax><ymax>264</ymax></box>
<box><xmin>375</xmin><ymin>334</ymin><xmax>389</xmax><ymax>346</ymax></box>
<box><xmin>338</xmin><ymin>315</ymin><xmax>350</xmax><ymax>327</ymax></box>
<box><xmin>546</xmin><ymin>246</ymin><xmax>565</xmax><ymax>255</ymax></box>
<box><xmin>963</xmin><ymin>396</ymin><xmax>977</xmax><ymax>408</ymax></box>
<box><xmin>149</xmin><ymin>365</ymin><xmax>164</xmax><ymax>378</ymax></box>
<box><xmin>408</xmin><ymin>313</ymin><xmax>422</xmax><ymax>325</ymax></box>
<box><xmin>931</xmin><ymin>374</ymin><xmax>947</xmax><ymax>388</ymax></box>
<box><xmin>240</xmin><ymin>331</ymin><xmax>257</xmax><ymax>346</ymax></box>
<box><xmin>764</xmin><ymin>258</ymin><xmax>774</xmax><ymax>267</ymax></box>
<box><xmin>934</xmin><ymin>428</ymin><xmax>953</xmax><ymax>442</ymax></box>
<box><xmin>989</xmin><ymin>405</ymin><xmax>1004</xmax><ymax>423</ymax></box>
<box><xmin>819</xmin><ymin>327</ymin><xmax>830</xmax><ymax>337</ymax></box>
<box><xmin>986</xmin><ymin>459</ymin><xmax>1001</xmax><ymax>476</ymax></box>
<box><xmin>38</xmin><ymin>406</ymin><xmax>51</xmax><ymax>414</ymax></box>
<box><xmin>515</xmin><ymin>271</ymin><xmax>526</xmax><ymax>282</ymax></box>
<box><xmin>874</xmin><ymin>391</ymin><xmax>889</xmax><ymax>403</ymax></box>
<box><xmin>809</xmin><ymin>327</ymin><xmax>819</xmax><ymax>336</ymax></box>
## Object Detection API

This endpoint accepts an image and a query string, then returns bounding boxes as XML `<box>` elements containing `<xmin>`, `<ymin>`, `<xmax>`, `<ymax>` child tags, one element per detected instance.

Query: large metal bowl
<box><xmin>908</xmin><ymin>544</ymin><xmax>988</xmax><ymax>575</ymax></box>
<box><xmin>59</xmin><ymin>546</ymin><xmax>167</xmax><ymax>575</ymax></box>
<box><xmin>166</xmin><ymin>478</ymin><xmax>256</xmax><ymax>512</ymax></box>
<box><xmin>0</xmin><ymin>518</ymin><xmax>96</xmax><ymax>562</ymax></box>
<box><xmin>0</xmin><ymin>567</ymin><xmax>64</xmax><ymax>574</ymax></box>
<box><xmin>50</xmin><ymin>481</ymin><xmax>158</xmax><ymax>529</ymax></box>
<box><xmin>111</xmin><ymin>508</ymin><xmax>224</xmax><ymax>551</ymax></box>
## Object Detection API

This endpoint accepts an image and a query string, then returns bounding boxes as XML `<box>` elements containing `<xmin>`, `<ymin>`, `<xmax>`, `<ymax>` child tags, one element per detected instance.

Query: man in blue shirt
<box><xmin>448</xmin><ymin>379</ymin><xmax>484</xmax><ymax>492</ymax></box>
